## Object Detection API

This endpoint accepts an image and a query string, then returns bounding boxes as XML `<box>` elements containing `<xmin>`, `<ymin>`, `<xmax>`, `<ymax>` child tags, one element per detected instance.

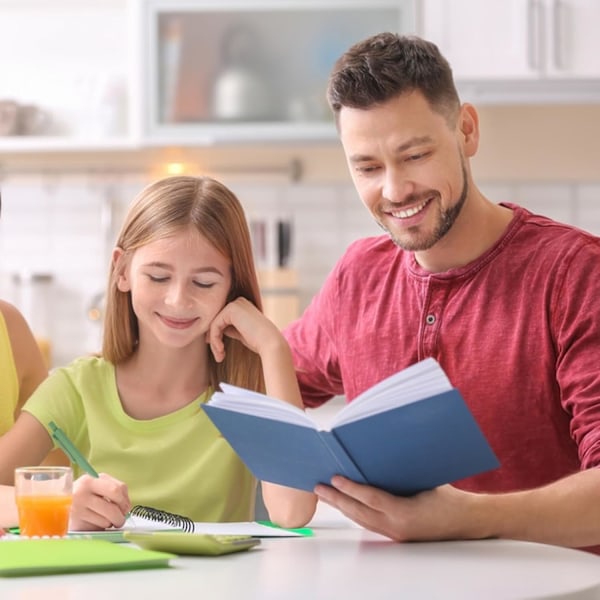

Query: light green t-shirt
<box><xmin>24</xmin><ymin>356</ymin><xmax>256</xmax><ymax>522</ymax></box>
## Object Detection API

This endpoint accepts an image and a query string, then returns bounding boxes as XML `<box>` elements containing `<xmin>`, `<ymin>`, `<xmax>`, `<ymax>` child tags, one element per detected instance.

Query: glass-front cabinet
<box><xmin>139</xmin><ymin>0</ymin><xmax>418</xmax><ymax>144</ymax></box>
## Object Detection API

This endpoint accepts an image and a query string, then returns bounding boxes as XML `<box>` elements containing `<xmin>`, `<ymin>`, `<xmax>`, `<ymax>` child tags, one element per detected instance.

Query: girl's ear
<box><xmin>112</xmin><ymin>247</ymin><xmax>131</xmax><ymax>292</ymax></box>
<box><xmin>458</xmin><ymin>103</ymin><xmax>479</xmax><ymax>158</ymax></box>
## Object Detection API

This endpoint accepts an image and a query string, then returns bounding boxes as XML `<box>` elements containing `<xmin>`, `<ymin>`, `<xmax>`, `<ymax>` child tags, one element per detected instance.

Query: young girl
<box><xmin>0</xmin><ymin>175</ymin><xmax>316</xmax><ymax>530</ymax></box>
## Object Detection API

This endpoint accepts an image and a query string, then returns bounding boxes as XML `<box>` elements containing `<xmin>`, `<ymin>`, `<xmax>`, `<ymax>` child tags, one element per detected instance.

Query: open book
<box><xmin>203</xmin><ymin>358</ymin><xmax>499</xmax><ymax>495</ymax></box>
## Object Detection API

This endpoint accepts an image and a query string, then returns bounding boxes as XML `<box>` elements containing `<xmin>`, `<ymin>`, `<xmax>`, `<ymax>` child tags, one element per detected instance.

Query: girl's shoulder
<box><xmin>55</xmin><ymin>355</ymin><xmax>115</xmax><ymax>386</ymax></box>
<box><xmin>62</xmin><ymin>354</ymin><xmax>111</xmax><ymax>370</ymax></box>
<box><xmin>33</xmin><ymin>356</ymin><xmax>117</xmax><ymax>412</ymax></box>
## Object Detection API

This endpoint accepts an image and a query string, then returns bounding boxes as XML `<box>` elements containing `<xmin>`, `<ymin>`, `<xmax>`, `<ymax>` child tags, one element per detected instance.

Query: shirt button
<box><xmin>426</xmin><ymin>314</ymin><xmax>436</xmax><ymax>325</ymax></box>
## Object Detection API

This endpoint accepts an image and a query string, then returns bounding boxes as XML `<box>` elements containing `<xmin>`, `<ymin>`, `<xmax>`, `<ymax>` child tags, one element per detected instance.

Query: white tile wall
<box><xmin>577</xmin><ymin>185</ymin><xmax>600</xmax><ymax>235</ymax></box>
<box><xmin>0</xmin><ymin>173</ymin><xmax>146</xmax><ymax>365</ymax></box>
<box><xmin>480</xmin><ymin>181</ymin><xmax>600</xmax><ymax>235</ymax></box>
<box><xmin>1</xmin><ymin>175</ymin><xmax>599</xmax><ymax>367</ymax></box>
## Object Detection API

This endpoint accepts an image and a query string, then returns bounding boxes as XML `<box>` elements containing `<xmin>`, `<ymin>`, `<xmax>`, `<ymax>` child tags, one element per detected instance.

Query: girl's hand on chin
<box><xmin>207</xmin><ymin>297</ymin><xmax>284</xmax><ymax>362</ymax></box>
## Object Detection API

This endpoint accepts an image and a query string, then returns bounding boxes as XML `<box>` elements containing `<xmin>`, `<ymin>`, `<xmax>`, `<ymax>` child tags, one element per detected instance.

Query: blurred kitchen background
<box><xmin>0</xmin><ymin>0</ymin><xmax>599</xmax><ymax>369</ymax></box>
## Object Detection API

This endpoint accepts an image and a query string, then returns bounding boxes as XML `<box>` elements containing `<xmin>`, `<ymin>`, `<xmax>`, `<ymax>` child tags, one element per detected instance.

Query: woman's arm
<box><xmin>0</xmin><ymin>300</ymin><xmax>47</xmax><ymax>413</ymax></box>
<box><xmin>2</xmin><ymin>300</ymin><xmax>69</xmax><ymax>466</ymax></box>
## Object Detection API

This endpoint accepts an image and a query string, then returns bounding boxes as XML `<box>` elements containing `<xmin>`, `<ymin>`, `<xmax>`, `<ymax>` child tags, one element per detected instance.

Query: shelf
<box><xmin>143</xmin><ymin>121</ymin><xmax>339</xmax><ymax>146</ymax></box>
<box><xmin>4</xmin><ymin>0</ymin><xmax>600</xmax><ymax>156</ymax></box>
<box><xmin>0</xmin><ymin>136</ymin><xmax>141</xmax><ymax>154</ymax></box>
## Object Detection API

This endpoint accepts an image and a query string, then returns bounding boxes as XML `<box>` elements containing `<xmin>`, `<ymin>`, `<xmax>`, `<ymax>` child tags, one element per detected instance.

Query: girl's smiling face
<box><xmin>115</xmin><ymin>225</ymin><xmax>232</xmax><ymax>350</ymax></box>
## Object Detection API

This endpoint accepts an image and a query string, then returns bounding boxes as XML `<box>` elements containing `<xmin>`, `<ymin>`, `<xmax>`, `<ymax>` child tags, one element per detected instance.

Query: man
<box><xmin>284</xmin><ymin>33</ymin><xmax>600</xmax><ymax>552</ymax></box>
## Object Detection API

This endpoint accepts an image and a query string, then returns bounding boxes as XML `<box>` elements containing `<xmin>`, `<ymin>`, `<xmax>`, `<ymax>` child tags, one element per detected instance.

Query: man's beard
<box><xmin>378</xmin><ymin>159</ymin><xmax>469</xmax><ymax>252</ymax></box>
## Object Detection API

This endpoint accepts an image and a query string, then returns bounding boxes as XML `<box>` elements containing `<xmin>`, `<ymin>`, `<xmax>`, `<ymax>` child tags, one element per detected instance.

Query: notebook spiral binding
<box><xmin>130</xmin><ymin>505</ymin><xmax>195</xmax><ymax>533</ymax></box>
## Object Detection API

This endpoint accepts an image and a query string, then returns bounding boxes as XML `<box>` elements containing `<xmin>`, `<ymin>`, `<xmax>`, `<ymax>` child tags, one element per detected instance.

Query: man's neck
<box><xmin>414</xmin><ymin>195</ymin><xmax>514</xmax><ymax>273</ymax></box>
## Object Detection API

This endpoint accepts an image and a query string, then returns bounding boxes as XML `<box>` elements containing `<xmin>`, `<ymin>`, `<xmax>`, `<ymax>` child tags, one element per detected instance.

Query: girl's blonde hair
<box><xmin>102</xmin><ymin>175</ymin><xmax>265</xmax><ymax>393</ymax></box>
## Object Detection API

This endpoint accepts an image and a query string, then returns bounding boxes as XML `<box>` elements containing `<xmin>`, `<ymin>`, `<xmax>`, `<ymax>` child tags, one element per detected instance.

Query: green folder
<box><xmin>0</xmin><ymin>538</ymin><xmax>175</xmax><ymax>577</ymax></box>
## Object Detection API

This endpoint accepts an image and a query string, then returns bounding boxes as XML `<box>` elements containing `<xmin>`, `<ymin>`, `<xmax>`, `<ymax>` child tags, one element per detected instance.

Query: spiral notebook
<box><xmin>70</xmin><ymin>505</ymin><xmax>311</xmax><ymax>542</ymax></box>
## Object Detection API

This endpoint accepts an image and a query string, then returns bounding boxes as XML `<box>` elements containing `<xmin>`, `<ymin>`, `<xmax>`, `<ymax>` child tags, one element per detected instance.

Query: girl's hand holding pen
<box><xmin>69</xmin><ymin>473</ymin><xmax>131</xmax><ymax>531</ymax></box>
<box><xmin>49</xmin><ymin>421</ymin><xmax>131</xmax><ymax>530</ymax></box>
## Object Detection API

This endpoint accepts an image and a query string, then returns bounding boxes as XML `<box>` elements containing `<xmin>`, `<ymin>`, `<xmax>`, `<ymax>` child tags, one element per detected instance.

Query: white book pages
<box><xmin>208</xmin><ymin>358</ymin><xmax>452</xmax><ymax>430</ymax></box>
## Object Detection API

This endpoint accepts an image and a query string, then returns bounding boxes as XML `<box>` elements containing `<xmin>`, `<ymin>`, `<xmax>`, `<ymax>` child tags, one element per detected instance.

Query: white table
<box><xmin>4</xmin><ymin>504</ymin><xmax>600</xmax><ymax>600</ymax></box>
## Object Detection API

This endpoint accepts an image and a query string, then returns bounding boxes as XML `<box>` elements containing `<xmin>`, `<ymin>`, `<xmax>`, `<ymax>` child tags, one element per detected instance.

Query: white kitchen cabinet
<box><xmin>542</xmin><ymin>0</ymin><xmax>600</xmax><ymax>78</ymax></box>
<box><xmin>421</xmin><ymin>0</ymin><xmax>600</xmax><ymax>103</ymax></box>
<box><xmin>138</xmin><ymin>0</ymin><xmax>418</xmax><ymax>145</ymax></box>
<box><xmin>422</xmin><ymin>1</ymin><xmax>533</xmax><ymax>79</ymax></box>
<box><xmin>0</xmin><ymin>0</ymin><xmax>140</xmax><ymax>153</ymax></box>
<box><xmin>0</xmin><ymin>0</ymin><xmax>417</xmax><ymax>151</ymax></box>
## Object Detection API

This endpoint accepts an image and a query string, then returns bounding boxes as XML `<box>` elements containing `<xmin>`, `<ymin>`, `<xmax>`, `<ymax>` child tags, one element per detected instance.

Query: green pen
<box><xmin>49</xmin><ymin>421</ymin><xmax>99</xmax><ymax>478</ymax></box>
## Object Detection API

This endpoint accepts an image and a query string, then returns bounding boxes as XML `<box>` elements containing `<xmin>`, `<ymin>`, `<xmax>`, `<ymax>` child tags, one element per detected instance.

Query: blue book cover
<box><xmin>203</xmin><ymin>358</ymin><xmax>499</xmax><ymax>495</ymax></box>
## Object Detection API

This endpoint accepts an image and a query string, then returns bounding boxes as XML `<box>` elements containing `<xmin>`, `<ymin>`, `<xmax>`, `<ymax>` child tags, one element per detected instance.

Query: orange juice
<box><xmin>16</xmin><ymin>494</ymin><xmax>72</xmax><ymax>537</ymax></box>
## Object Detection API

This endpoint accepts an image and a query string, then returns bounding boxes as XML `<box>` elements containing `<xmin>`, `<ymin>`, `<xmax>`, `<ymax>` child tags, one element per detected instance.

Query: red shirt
<box><xmin>285</xmin><ymin>204</ymin><xmax>600</xmax><ymax>495</ymax></box>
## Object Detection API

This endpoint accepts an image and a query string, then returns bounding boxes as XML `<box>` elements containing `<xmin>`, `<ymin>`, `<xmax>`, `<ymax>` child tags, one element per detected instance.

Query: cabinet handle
<box><xmin>552</xmin><ymin>0</ymin><xmax>565</xmax><ymax>71</ymax></box>
<box><xmin>527</xmin><ymin>0</ymin><xmax>542</xmax><ymax>72</ymax></box>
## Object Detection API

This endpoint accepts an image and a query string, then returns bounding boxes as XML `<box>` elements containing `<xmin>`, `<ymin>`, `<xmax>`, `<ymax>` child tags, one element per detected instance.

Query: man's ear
<box><xmin>458</xmin><ymin>103</ymin><xmax>480</xmax><ymax>158</ymax></box>
<box><xmin>112</xmin><ymin>247</ymin><xmax>130</xmax><ymax>292</ymax></box>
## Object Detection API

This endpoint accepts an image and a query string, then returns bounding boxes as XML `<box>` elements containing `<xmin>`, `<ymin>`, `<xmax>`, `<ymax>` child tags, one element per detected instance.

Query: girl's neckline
<box><xmin>109</xmin><ymin>361</ymin><xmax>211</xmax><ymax>423</ymax></box>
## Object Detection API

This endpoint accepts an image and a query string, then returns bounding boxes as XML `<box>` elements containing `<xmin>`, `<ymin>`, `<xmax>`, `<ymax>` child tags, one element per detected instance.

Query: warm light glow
<box><xmin>87</xmin><ymin>308</ymin><xmax>102</xmax><ymax>321</ymax></box>
<box><xmin>165</xmin><ymin>162</ymin><xmax>186</xmax><ymax>175</ymax></box>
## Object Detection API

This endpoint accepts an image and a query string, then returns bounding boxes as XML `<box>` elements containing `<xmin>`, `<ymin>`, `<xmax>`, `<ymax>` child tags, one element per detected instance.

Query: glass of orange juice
<box><xmin>14</xmin><ymin>466</ymin><xmax>73</xmax><ymax>537</ymax></box>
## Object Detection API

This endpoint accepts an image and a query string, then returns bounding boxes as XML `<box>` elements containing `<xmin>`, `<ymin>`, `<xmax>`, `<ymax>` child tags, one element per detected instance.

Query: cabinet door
<box><xmin>543</xmin><ymin>0</ymin><xmax>600</xmax><ymax>78</ymax></box>
<box><xmin>0</xmin><ymin>0</ymin><xmax>133</xmax><ymax>151</ymax></box>
<box><xmin>141</xmin><ymin>0</ymin><xmax>417</xmax><ymax>144</ymax></box>
<box><xmin>421</xmin><ymin>0</ymin><xmax>538</xmax><ymax>79</ymax></box>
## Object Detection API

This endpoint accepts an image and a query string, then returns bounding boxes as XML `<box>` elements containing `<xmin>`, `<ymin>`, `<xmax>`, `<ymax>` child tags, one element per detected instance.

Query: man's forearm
<box><xmin>469</xmin><ymin>468</ymin><xmax>600</xmax><ymax>548</ymax></box>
